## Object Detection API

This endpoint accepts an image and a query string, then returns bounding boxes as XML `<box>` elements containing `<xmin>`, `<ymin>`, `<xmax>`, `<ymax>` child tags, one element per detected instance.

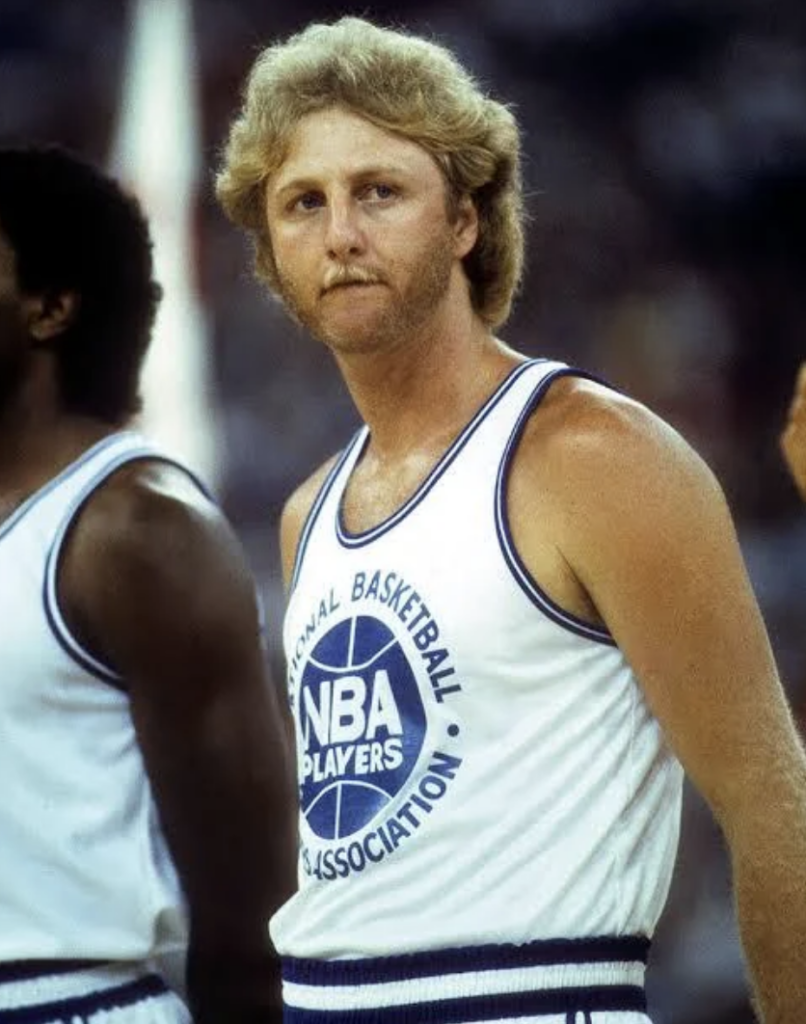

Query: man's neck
<box><xmin>335</xmin><ymin>325</ymin><xmax>522</xmax><ymax>463</ymax></box>
<box><xmin>0</xmin><ymin>411</ymin><xmax>114</xmax><ymax>501</ymax></box>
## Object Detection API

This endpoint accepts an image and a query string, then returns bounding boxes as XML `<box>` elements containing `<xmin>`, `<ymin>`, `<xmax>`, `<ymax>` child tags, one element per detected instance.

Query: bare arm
<box><xmin>781</xmin><ymin>361</ymin><xmax>806</xmax><ymax>502</ymax></box>
<box><xmin>511</xmin><ymin>379</ymin><xmax>806</xmax><ymax>1023</ymax></box>
<box><xmin>60</xmin><ymin>462</ymin><xmax>298</xmax><ymax>1024</ymax></box>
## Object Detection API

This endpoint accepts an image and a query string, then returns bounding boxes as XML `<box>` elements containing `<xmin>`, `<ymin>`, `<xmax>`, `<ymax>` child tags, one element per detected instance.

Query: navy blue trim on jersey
<box><xmin>284</xmin><ymin>986</ymin><xmax>647</xmax><ymax>1023</ymax></box>
<box><xmin>43</xmin><ymin>591</ymin><xmax>127</xmax><ymax>690</ymax></box>
<box><xmin>495</xmin><ymin>367</ymin><xmax>616</xmax><ymax>646</ymax></box>
<box><xmin>0</xmin><ymin>973</ymin><xmax>168</xmax><ymax>1024</ymax></box>
<box><xmin>42</xmin><ymin>440</ymin><xmax>214</xmax><ymax>692</ymax></box>
<box><xmin>289</xmin><ymin>434</ymin><xmax>369</xmax><ymax>595</ymax></box>
<box><xmin>336</xmin><ymin>360</ymin><xmax>549</xmax><ymax>549</ymax></box>
<box><xmin>284</xmin><ymin>935</ymin><xmax>650</xmax><ymax>986</ymax></box>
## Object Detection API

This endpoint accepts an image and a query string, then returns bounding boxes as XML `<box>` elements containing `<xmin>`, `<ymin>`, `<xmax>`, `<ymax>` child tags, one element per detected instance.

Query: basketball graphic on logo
<box><xmin>299</xmin><ymin>615</ymin><xmax>426</xmax><ymax>840</ymax></box>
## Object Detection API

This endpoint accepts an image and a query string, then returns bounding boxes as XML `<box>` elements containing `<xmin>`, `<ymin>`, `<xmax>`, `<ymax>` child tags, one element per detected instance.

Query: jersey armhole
<box><xmin>494</xmin><ymin>366</ymin><xmax>616</xmax><ymax>646</ymax></box>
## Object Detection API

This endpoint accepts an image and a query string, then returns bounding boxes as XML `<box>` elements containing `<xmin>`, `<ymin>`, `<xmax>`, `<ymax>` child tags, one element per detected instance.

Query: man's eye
<box><xmin>293</xmin><ymin>192</ymin><xmax>323</xmax><ymax>211</ymax></box>
<box><xmin>364</xmin><ymin>183</ymin><xmax>396</xmax><ymax>201</ymax></box>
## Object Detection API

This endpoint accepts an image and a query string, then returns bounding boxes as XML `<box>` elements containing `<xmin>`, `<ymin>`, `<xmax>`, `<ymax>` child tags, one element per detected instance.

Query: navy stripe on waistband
<box><xmin>283</xmin><ymin>935</ymin><xmax>650</xmax><ymax>986</ymax></box>
<box><xmin>284</xmin><ymin>984</ymin><xmax>647</xmax><ymax>1023</ymax></box>
<box><xmin>0</xmin><ymin>974</ymin><xmax>168</xmax><ymax>1024</ymax></box>
<box><xmin>0</xmin><ymin>961</ymin><xmax>106</xmax><ymax>984</ymax></box>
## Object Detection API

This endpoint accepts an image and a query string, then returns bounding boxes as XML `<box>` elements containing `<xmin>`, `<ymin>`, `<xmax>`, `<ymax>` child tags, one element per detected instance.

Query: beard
<box><xmin>276</xmin><ymin>230</ymin><xmax>457</xmax><ymax>356</ymax></box>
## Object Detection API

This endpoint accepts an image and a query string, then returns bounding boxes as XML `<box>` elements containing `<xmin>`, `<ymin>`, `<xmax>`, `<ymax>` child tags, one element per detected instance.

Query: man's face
<box><xmin>0</xmin><ymin>226</ymin><xmax>32</xmax><ymax>410</ymax></box>
<box><xmin>264</xmin><ymin>106</ymin><xmax>477</xmax><ymax>355</ymax></box>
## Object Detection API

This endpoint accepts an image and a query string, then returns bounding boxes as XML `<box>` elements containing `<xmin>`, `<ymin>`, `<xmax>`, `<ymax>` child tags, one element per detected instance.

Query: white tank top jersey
<box><xmin>273</xmin><ymin>359</ymin><xmax>684</xmax><ymax>1023</ymax></box>
<box><xmin>0</xmin><ymin>431</ymin><xmax>198</xmax><ymax>970</ymax></box>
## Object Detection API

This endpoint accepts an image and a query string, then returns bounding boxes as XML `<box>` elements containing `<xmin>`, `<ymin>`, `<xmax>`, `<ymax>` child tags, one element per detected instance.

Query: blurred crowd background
<box><xmin>2</xmin><ymin>1</ymin><xmax>805</xmax><ymax>1021</ymax></box>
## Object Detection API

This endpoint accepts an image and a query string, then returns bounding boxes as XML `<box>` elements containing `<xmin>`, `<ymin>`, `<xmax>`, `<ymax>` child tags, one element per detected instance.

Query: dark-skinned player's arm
<box><xmin>59</xmin><ymin>460</ymin><xmax>298</xmax><ymax>1024</ymax></box>
<box><xmin>781</xmin><ymin>361</ymin><xmax>806</xmax><ymax>503</ymax></box>
<box><xmin>514</xmin><ymin>377</ymin><xmax>806</xmax><ymax>1023</ymax></box>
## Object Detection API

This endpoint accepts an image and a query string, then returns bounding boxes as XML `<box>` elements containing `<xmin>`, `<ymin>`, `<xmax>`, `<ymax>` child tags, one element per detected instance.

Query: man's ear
<box><xmin>25</xmin><ymin>290</ymin><xmax>80</xmax><ymax>344</ymax></box>
<box><xmin>453</xmin><ymin>194</ymin><xmax>479</xmax><ymax>260</ymax></box>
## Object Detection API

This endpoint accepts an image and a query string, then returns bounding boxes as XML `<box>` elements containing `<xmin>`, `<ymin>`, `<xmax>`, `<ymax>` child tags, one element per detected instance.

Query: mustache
<box><xmin>321</xmin><ymin>265</ymin><xmax>384</xmax><ymax>293</ymax></box>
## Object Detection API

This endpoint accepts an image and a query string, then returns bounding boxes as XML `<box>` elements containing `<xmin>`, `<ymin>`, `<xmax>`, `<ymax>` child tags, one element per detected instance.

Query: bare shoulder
<box><xmin>72</xmin><ymin>459</ymin><xmax>248</xmax><ymax>586</ymax></box>
<box><xmin>781</xmin><ymin>360</ymin><xmax>806</xmax><ymax>501</ymax></box>
<box><xmin>279</xmin><ymin>453</ymin><xmax>341</xmax><ymax>588</ymax></box>
<box><xmin>60</xmin><ymin>459</ymin><xmax>260</xmax><ymax>671</ymax></box>
<box><xmin>507</xmin><ymin>371</ymin><xmax>736</xmax><ymax>635</ymax></box>
<box><xmin>518</xmin><ymin>373</ymin><xmax>725</xmax><ymax>531</ymax></box>
<box><xmin>532</xmin><ymin>374</ymin><xmax>712</xmax><ymax>475</ymax></box>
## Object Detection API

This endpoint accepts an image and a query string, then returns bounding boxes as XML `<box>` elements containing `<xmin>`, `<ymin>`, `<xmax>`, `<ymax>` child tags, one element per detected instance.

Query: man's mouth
<box><xmin>321</xmin><ymin>268</ymin><xmax>383</xmax><ymax>295</ymax></box>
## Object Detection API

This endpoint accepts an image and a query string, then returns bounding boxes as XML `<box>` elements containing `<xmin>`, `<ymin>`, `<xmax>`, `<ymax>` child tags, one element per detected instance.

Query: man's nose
<box><xmin>324</xmin><ymin>198</ymin><xmax>365</xmax><ymax>258</ymax></box>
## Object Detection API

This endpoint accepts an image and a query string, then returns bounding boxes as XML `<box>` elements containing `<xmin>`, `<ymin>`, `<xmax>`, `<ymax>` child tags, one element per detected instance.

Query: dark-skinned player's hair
<box><xmin>0</xmin><ymin>144</ymin><xmax>162</xmax><ymax>423</ymax></box>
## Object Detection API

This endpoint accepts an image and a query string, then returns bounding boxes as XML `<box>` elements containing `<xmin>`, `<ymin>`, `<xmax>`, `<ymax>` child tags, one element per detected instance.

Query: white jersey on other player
<box><xmin>0</xmin><ymin>432</ymin><xmax>196</xmax><ymax>1019</ymax></box>
<box><xmin>273</xmin><ymin>359</ymin><xmax>684</xmax><ymax>1023</ymax></box>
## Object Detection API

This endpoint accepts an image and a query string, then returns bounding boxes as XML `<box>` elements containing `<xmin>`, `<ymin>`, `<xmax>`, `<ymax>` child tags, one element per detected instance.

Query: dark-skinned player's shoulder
<box><xmin>57</xmin><ymin>458</ymin><xmax>262</xmax><ymax>679</ymax></box>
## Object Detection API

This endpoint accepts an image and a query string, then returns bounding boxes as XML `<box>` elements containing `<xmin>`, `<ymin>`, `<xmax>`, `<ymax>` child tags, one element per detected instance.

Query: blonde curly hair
<box><xmin>216</xmin><ymin>17</ymin><xmax>525</xmax><ymax>330</ymax></box>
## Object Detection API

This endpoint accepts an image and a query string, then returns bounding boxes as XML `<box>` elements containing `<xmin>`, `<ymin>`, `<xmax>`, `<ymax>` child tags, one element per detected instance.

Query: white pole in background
<box><xmin>110</xmin><ymin>0</ymin><xmax>220</xmax><ymax>491</ymax></box>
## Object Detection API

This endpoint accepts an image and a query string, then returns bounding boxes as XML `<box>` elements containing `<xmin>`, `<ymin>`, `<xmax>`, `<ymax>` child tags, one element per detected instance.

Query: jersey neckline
<box><xmin>335</xmin><ymin>359</ymin><xmax>546</xmax><ymax>548</ymax></box>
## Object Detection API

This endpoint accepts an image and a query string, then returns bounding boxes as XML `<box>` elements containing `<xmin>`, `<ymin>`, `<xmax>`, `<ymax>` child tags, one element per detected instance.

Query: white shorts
<box><xmin>454</xmin><ymin>1016</ymin><xmax>651</xmax><ymax>1024</ymax></box>
<box><xmin>282</xmin><ymin>935</ymin><xmax>653</xmax><ymax>1023</ymax></box>
<box><xmin>0</xmin><ymin>960</ymin><xmax>191</xmax><ymax>1024</ymax></box>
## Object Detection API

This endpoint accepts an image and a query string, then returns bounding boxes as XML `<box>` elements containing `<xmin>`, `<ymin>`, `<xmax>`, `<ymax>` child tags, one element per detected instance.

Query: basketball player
<box><xmin>782</xmin><ymin>361</ymin><xmax>806</xmax><ymax>502</ymax></box>
<box><xmin>216</xmin><ymin>18</ymin><xmax>806</xmax><ymax>1024</ymax></box>
<box><xmin>0</xmin><ymin>146</ymin><xmax>296</xmax><ymax>1023</ymax></box>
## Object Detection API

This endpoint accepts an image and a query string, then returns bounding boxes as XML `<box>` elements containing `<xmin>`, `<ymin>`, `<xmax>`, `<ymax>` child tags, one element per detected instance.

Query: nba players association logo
<box><xmin>299</xmin><ymin>614</ymin><xmax>426</xmax><ymax>839</ymax></box>
<box><xmin>288</xmin><ymin>569</ymin><xmax>464</xmax><ymax>880</ymax></box>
